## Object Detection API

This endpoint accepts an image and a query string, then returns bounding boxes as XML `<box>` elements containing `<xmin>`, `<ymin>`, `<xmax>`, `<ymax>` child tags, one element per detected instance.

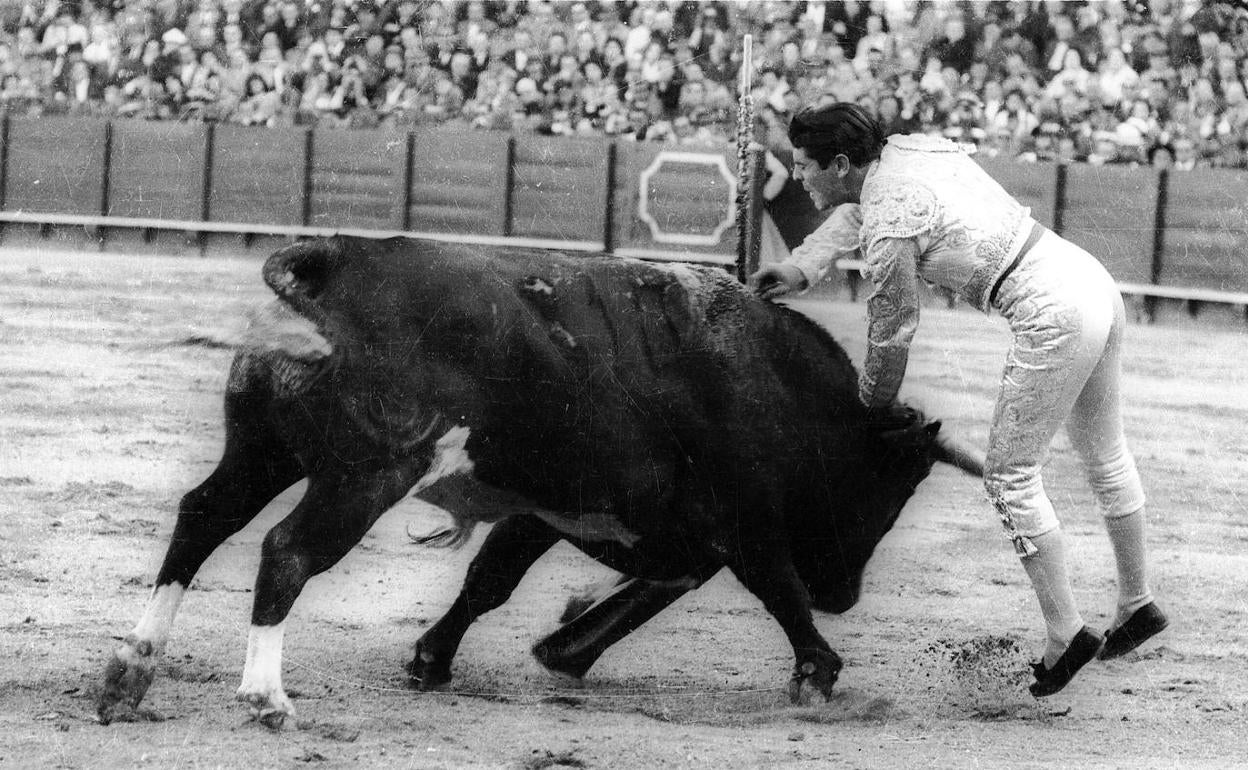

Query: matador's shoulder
<box><xmin>860</xmin><ymin>175</ymin><xmax>940</xmax><ymax>247</ymax></box>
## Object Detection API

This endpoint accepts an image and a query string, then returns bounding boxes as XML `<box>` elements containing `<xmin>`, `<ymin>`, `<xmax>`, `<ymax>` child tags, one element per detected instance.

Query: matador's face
<box><xmin>791</xmin><ymin>147</ymin><xmax>859</xmax><ymax>211</ymax></box>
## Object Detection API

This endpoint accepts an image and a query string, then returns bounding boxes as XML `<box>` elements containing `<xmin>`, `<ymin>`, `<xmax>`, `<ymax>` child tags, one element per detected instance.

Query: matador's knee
<box><xmin>985</xmin><ymin>472</ymin><xmax>1058</xmax><ymax>557</ymax></box>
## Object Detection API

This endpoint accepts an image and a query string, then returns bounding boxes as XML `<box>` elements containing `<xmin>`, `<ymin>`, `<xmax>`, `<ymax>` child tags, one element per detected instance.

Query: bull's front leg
<box><xmin>239</xmin><ymin>465</ymin><xmax>420</xmax><ymax>728</ymax></box>
<box><xmin>409</xmin><ymin>515</ymin><xmax>561</xmax><ymax>688</ymax></box>
<box><xmin>98</xmin><ymin>430</ymin><xmax>304</xmax><ymax>724</ymax></box>
<box><xmin>726</xmin><ymin>538</ymin><xmax>842</xmax><ymax>703</ymax></box>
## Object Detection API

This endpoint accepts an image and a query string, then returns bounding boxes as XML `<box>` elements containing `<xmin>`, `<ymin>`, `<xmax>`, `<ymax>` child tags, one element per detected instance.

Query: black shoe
<box><xmin>1099</xmin><ymin>602</ymin><xmax>1169</xmax><ymax>660</ymax></box>
<box><xmin>1029</xmin><ymin>626</ymin><xmax>1104</xmax><ymax>698</ymax></box>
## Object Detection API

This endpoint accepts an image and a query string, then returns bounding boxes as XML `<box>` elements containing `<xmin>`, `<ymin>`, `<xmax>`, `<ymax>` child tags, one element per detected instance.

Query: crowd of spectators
<box><xmin>3</xmin><ymin>0</ymin><xmax>1248</xmax><ymax>168</ymax></box>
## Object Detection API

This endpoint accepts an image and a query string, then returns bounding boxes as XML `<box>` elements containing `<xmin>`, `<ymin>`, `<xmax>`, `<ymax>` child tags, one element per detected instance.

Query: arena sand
<box><xmin>1</xmin><ymin>248</ymin><xmax>1246</xmax><ymax>768</ymax></box>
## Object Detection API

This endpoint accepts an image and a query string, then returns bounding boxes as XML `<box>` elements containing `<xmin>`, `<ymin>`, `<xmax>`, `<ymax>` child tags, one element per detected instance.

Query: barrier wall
<box><xmin>978</xmin><ymin>157</ymin><xmax>1055</xmax><ymax>232</ymax></box>
<box><xmin>210</xmin><ymin>124</ymin><xmax>306</xmax><ymax>226</ymax></box>
<box><xmin>408</xmin><ymin>130</ymin><xmax>508</xmax><ymax>236</ymax></box>
<box><xmin>1162</xmin><ymin>168</ymin><xmax>1248</xmax><ymax>293</ymax></box>
<box><xmin>510</xmin><ymin>134</ymin><xmax>609</xmax><ymax>244</ymax></box>
<box><xmin>613</xmin><ymin>142</ymin><xmax>737</xmax><ymax>261</ymax></box>
<box><xmin>6</xmin><ymin>118</ymin><xmax>107</xmax><ymax>215</ymax></box>
<box><xmin>1060</xmin><ymin>163</ymin><xmax>1158</xmax><ymax>284</ymax></box>
<box><xmin>0</xmin><ymin>115</ymin><xmax>1243</xmax><ymax>301</ymax></box>
<box><xmin>310</xmin><ymin>128</ymin><xmax>406</xmax><ymax>231</ymax></box>
<box><xmin>108</xmin><ymin>121</ymin><xmax>208</xmax><ymax>221</ymax></box>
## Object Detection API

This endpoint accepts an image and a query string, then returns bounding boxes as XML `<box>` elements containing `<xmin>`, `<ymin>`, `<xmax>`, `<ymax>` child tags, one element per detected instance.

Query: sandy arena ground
<box><xmin>1</xmin><ymin>246</ymin><xmax>1246</xmax><ymax>769</ymax></box>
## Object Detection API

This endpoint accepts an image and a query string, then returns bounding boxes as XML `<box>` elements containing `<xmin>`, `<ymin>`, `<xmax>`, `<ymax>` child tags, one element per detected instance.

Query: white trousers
<box><xmin>986</xmin><ymin>230</ymin><xmax>1146</xmax><ymax>552</ymax></box>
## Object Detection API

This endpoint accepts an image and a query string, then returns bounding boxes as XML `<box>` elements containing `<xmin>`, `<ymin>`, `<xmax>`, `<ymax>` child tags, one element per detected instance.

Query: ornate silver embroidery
<box><xmin>963</xmin><ymin>209</ymin><xmax>1027</xmax><ymax>311</ymax></box>
<box><xmin>860</xmin><ymin>176</ymin><xmax>939</xmax><ymax>251</ymax></box>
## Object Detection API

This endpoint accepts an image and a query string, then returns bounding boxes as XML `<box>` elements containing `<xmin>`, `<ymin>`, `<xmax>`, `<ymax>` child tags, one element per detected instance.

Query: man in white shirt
<box><xmin>752</xmin><ymin>102</ymin><xmax>1168</xmax><ymax>697</ymax></box>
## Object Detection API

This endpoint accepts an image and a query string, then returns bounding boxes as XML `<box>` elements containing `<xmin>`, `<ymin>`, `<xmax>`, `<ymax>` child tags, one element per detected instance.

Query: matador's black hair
<box><xmin>788</xmin><ymin>102</ymin><xmax>886</xmax><ymax>169</ymax></box>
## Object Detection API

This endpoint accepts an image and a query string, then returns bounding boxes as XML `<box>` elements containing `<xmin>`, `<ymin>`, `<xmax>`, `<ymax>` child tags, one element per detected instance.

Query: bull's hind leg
<box><xmin>99</xmin><ymin>385</ymin><xmax>305</xmax><ymax>724</ymax></box>
<box><xmin>237</xmin><ymin>464</ymin><xmax>421</xmax><ymax>728</ymax></box>
<box><xmin>409</xmin><ymin>515</ymin><xmax>561</xmax><ymax>689</ymax></box>
<box><xmin>726</xmin><ymin>538</ymin><xmax>843</xmax><ymax>704</ymax></box>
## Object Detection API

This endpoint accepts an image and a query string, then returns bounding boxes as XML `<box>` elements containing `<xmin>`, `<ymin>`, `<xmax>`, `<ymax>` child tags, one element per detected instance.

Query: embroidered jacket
<box><xmin>785</xmin><ymin>134</ymin><xmax>1037</xmax><ymax>407</ymax></box>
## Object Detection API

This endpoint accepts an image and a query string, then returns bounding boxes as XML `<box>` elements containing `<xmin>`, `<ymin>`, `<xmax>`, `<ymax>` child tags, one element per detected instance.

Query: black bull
<box><xmin>98</xmin><ymin>236</ymin><xmax>981</xmax><ymax>725</ymax></box>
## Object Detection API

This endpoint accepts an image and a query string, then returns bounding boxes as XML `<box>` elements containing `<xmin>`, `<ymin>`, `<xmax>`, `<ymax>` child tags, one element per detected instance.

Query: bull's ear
<box><xmin>923</xmin><ymin>420</ymin><xmax>942</xmax><ymax>437</ymax></box>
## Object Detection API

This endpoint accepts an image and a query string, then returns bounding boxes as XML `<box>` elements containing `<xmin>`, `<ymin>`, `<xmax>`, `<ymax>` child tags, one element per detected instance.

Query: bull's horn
<box><xmin>933</xmin><ymin>434</ymin><xmax>985</xmax><ymax>478</ymax></box>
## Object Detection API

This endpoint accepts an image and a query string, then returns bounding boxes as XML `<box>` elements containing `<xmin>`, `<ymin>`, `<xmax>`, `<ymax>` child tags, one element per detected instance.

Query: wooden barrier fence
<box><xmin>0</xmin><ymin>116</ymin><xmax>1244</xmax><ymax>319</ymax></box>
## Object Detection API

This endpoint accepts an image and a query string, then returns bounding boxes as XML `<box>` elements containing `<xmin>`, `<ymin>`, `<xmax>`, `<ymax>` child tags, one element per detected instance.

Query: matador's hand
<box><xmin>749</xmin><ymin>264</ymin><xmax>808</xmax><ymax>300</ymax></box>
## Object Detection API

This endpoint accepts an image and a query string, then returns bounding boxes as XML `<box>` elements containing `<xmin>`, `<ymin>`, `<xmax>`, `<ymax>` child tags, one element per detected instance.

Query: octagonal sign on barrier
<box><xmin>636</xmin><ymin>151</ymin><xmax>737</xmax><ymax>246</ymax></box>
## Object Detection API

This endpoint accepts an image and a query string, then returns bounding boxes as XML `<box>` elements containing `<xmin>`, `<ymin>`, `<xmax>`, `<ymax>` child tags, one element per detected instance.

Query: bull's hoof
<box><xmin>787</xmin><ymin>649</ymin><xmax>843</xmax><ymax>704</ymax></box>
<box><xmin>97</xmin><ymin>637</ymin><xmax>158</xmax><ymax>725</ymax></box>
<box><xmin>406</xmin><ymin>644</ymin><xmax>452</xmax><ymax>691</ymax></box>
<box><xmin>236</xmin><ymin>688</ymin><xmax>295</xmax><ymax>730</ymax></box>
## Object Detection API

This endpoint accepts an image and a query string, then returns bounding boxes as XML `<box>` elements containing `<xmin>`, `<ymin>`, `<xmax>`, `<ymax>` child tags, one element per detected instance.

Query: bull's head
<box><xmin>791</xmin><ymin>416</ymin><xmax>944</xmax><ymax>614</ymax></box>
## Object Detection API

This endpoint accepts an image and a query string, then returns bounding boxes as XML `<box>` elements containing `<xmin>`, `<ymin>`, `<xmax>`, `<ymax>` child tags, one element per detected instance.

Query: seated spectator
<box><xmin>232</xmin><ymin>72</ymin><xmax>280</xmax><ymax>126</ymax></box>
<box><xmin>51</xmin><ymin>57</ymin><xmax>104</xmax><ymax>115</ymax></box>
<box><xmin>688</xmin><ymin>5</ymin><xmax>727</xmax><ymax>59</ymax></box>
<box><xmin>913</xmin><ymin>92</ymin><xmax>950</xmax><ymax>135</ymax></box>
<box><xmin>1086</xmin><ymin>130</ymin><xmax>1122</xmax><ymax>165</ymax></box>
<box><xmin>1042</xmin><ymin>14</ymin><xmax>1079</xmax><ymax>77</ymax></box>
<box><xmin>776</xmin><ymin>39</ymin><xmax>809</xmax><ymax>86</ymax></box>
<box><xmin>447</xmin><ymin>49</ymin><xmax>479</xmax><ymax>101</ymax></box>
<box><xmin>989</xmin><ymin>88</ymin><xmax>1041</xmax><ymax>144</ymax></box>
<box><xmin>82</xmin><ymin>13</ymin><xmax>120</xmax><ymax>81</ymax></box>
<box><xmin>918</xmin><ymin>56</ymin><xmax>948</xmax><ymax>97</ymax></box>
<box><xmin>1115</xmin><ymin>99</ymin><xmax>1160</xmax><ymax>161</ymax></box>
<box><xmin>1045</xmin><ymin>48</ymin><xmax>1091</xmax><ymax>100</ymax></box>
<box><xmin>1095</xmin><ymin>47</ymin><xmax>1140</xmax><ymax>105</ymax></box>
<box><xmin>982</xmin><ymin>80</ymin><xmax>1005</xmax><ymax>123</ymax></box>
<box><xmin>375</xmin><ymin>71</ymin><xmax>411</xmax><ymax>124</ymax></box>
<box><xmin>925</xmin><ymin>13</ymin><xmax>977</xmax><ymax>75</ymax></box>
<box><xmin>220</xmin><ymin>47</ymin><xmax>252</xmax><ymax>106</ymax></box>
<box><xmin>40</xmin><ymin>9</ymin><xmax>89</xmax><ymax>60</ymax></box>
<box><xmin>1146</xmin><ymin>142</ymin><xmax>1175</xmax><ymax>169</ymax></box>
<box><xmin>945</xmin><ymin>91</ymin><xmax>987</xmax><ymax>144</ymax></box>
<box><xmin>1215</xmin><ymin>81</ymin><xmax>1248</xmax><ymax>141</ymax></box>
<box><xmin>544</xmin><ymin>52</ymin><xmax>580</xmax><ymax>99</ymax></box>
<box><xmin>183</xmin><ymin>56</ymin><xmax>226</xmax><ymax>121</ymax></box>
<box><xmin>1172</xmin><ymin>136</ymin><xmax>1200</xmax><ymax>170</ymax></box>
<box><xmin>817</xmin><ymin>60</ymin><xmax>862</xmax><ymax>104</ymax></box>
<box><xmin>0</xmin><ymin>68</ymin><xmax>41</xmax><ymax>116</ymax></box>
<box><xmin>297</xmin><ymin>69</ymin><xmax>336</xmax><ymax>125</ymax></box>
<box><xmin>578</xmin><ymin>60</ymin><xmax>616</xmax><ymax>129</ymax></box>
<box><xmin>853</xmin><ymin>13</ymin><xmax>893</xmax><ymax>72</ymax></box>
<box><xmin>876</xmin><ymin>93</ymin><xmax>918</xmax><ymax>136</ymax></box>
<box><xmin>650</xmin><ymin>52</ymin><xmax>683</xmax><ymax>119</ymax></box>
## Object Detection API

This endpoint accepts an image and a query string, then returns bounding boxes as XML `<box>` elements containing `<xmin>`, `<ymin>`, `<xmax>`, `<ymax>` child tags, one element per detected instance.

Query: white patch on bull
<box><xmin>236</xmin><ymin>622</ymin><xmax>294</xmax><ymax>723</ymax></box>
<box><xmin>533</xmin><ymin>511</ymin><xmax>642</xmax><ymax>547</ymax></box>
<box><xmin>130</xmin><ymin>583</ymin><xmax>185</xmax><ymax>653</ymax></box>
<box><xmin>522</xmin><ymin>277</ymin><xmax>555</xmax><ymax>296</ymax></box>
<box><xmin>412</xmin><ymin>426</ymin><xmax>476</xmax><ymax>495</ymax></box>
<box><xmin>238</xmin><ymin>300</ymin><xmax>333</xmax><ymax>361</ymax></box>
<box><xmin>407</xmin><ymin>426</ymin><xmax>639</xmax><ymax>549</ymax></box>
<box><xmin>409</xmin><ymin>426</ymin><xmax>482</xmax><ymax>547</ymax></box>
<box><xmin>549</xmin><ymin>321</ymin><xmax>577</xmax><ymax>348</ymax></box>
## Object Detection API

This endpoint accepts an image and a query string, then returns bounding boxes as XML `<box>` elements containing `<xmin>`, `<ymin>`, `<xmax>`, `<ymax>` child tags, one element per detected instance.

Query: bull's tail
<box><xmin>262</xmin><ymin>237</ymin><xmax>348</xmax><ymax>329</ymax></box>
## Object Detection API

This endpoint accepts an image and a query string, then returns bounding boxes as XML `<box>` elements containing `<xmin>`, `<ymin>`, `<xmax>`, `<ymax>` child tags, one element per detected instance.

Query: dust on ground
<box><xmin>1</xmin><ymin>248</ymin><xmax>1246</xmax><ymax>769</ymax></box>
